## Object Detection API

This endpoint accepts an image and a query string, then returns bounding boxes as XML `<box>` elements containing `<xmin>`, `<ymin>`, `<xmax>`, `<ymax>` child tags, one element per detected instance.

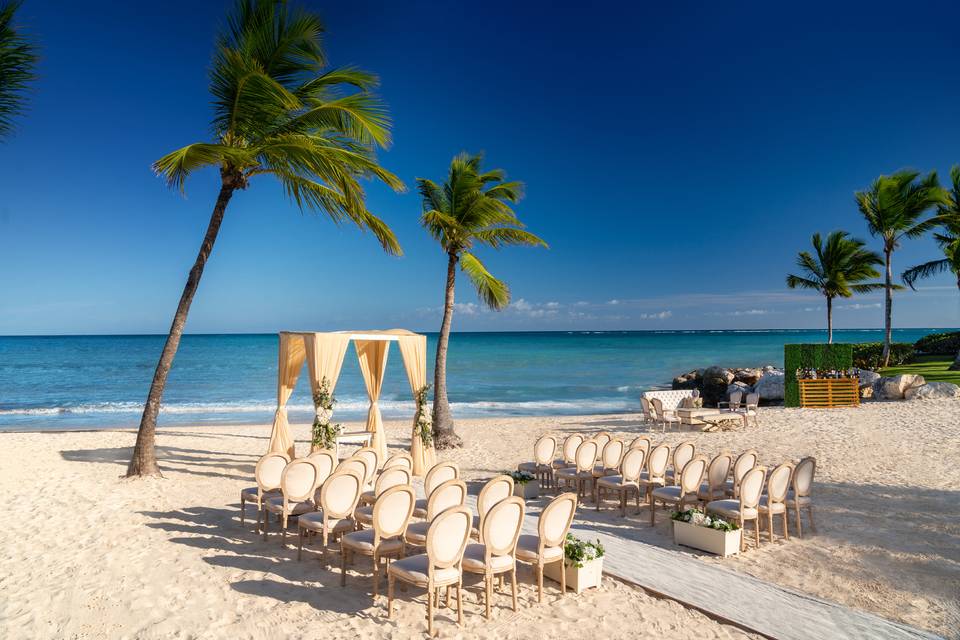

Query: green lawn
<box><xmin>880</xmin><ymin>355</ymin><xmax>960</xmax><ymax>384</ymax></box>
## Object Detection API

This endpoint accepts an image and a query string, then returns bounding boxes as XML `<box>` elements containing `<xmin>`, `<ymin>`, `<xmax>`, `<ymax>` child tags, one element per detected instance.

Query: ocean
<box><xmin>0</xmin><ymin>329</ymin><xmax>949</xmax><ymax>431</ymax></box>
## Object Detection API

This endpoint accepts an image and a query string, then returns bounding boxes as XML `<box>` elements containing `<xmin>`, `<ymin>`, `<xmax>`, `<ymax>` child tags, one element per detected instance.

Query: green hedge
<box><xmin>914</xmin><ymin>331</ymin><xmax>960</xmax><ymax>355</ymax></box>
<box><xmin>784</xmin><ymin>344</ymin><xmax>854</xmax><ymax>407</ymax></box>
<box><xmin>851</xmin><ymin>342</ymin><xmax>915</xmax><ymax>369</ymax></box>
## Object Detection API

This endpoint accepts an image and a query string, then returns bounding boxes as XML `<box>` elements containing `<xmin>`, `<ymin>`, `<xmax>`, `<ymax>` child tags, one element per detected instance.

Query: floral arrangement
<box><xmin>691</xmin><ymin>397</ymin><xmax>704</xmax><ymax>408</ymax></box>
<box><xmin>507</xmin><ymin>470</ymin><xmax>536</xmax><ymax>485</ymax></box>
<box><xmin>563</xmin><ymin>533</ymin><xmax>605</xmax><ymax>568</ymax></box>
<box><xmin>670</xmin><ymin>508</ymin><xmax>739</xmax><ymax>531</ymax></box>
<box><xmin>414</xmin><ymin>385</ymin><xmax>433</xmax><ymax>448</ymax></box>
<box><xmin>311</xmin><ymin>377</ymin><xmax>341</xmax><ymax>450</ymax></box>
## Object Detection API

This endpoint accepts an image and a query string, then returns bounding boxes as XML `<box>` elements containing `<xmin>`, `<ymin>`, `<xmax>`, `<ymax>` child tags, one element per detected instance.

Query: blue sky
<box><xmin>1</xmin><ymin>0</ymin><xmax>959</xmax><ymax>335</ymax></box>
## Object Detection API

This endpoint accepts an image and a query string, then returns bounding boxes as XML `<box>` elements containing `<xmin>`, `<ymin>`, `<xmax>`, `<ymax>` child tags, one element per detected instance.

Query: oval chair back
<box><xmin>337</xmin><ymin>456</ymin><xmax>368</xmax><ymax>480</ymax></box>
<box><xmin>574</xmin><ymin>440</ymin><xmax>599</xmax><ymax>473</ymax></box>
<box><xmin>744</xmin><ymin>392</ymin><xmax>759</xmax><ymax>409</ymax></box>
<box><xmin>647</xmin><ymin>443</ymin><xmax>670</xmax><ymax>480</ymax></box>
<box><xmin>320</xmin><ymin>469</ymin><xmax>364</xmax><ymax>520</ymax></box>
<box><xmin>426</xmin><ymin>506</ymin><xmax>473</xmax><ymax>573</ymax></box>
<box><xmin>383</xmin><ymin>452</ymin><xmax>414</xmax><ymax>471</ymax></box>
<box><xmin>477</xmin><ymin>475</ymin><xmax>515</xmax><ymax>536</ymax></box>
<box><xmin>640</xmin><ymin>396</ymin><xmax>652</xmax><ymax>420</ymax></box>
<box><xmin>354</xmin><ymin>446</ymin><xmax>381</xmax><ymax>485</ymax></box>
<box><xmin>727</xmin><ymin>390</ymin><xmax>743</xmax><ymax>410</ymax></box>
<box><xmin>561</xmin><ymin>434</ymin><xmax>584</xmax><ymax>464</ymax></box>
<box><xmin>374</xmin><ymin>466</ymin><xmax>411</xmax><ymax>499</ymax></box>
<box><xmin>792</xmin><ymin>457</ymin><xmax>816</xmax><ymax>497</ymax></box>
<box><xmin>679</xmin><ymin>456</ymin><xmax>708</xmax><ymax>496</ymax></box>
<box><xmin>426</xmin><ymin>479</ymin><xmax>467</xmax><ymax>520</ymax></box>
<box><xmin>306</xmin><ymin>450</ymin><xmax>336</xmax><ymax>485</ymax></box>
<box><xmin>482</xmin><ymin>497</ymin><xmax>525</xmax><ymax>559</ymax></box>
<box><xmin>593</xmin><ymin>431</ymin><xmax>612</xmax><ymax>454</ymax></box>
<box><xmin>739</xmin><ymin>466</ymin><xmax>767</xmax><ymax>510</ymax></box>
<box><xmin>373</xmin><ymin>484</ymin><xmax>416</xmax><ymax>540</ymax></box>
<box><xmin>671</xmin><ymin>441</ymin><xmax>695</xmax><ymax>484</ymax></box>
<box><xmin>256</xmin><ymin>452</ymin><xmax>290</xmax><ymax>494</ymax></box>
<box><xmin>424</xmin><ymin>462</ymin><xmax>459</xmax><ymax>496</ymax></box>
<box><xmin>600</xmin><ymin>439</ymin><xmax>625</xmax><ymax>472</ymax></box>
<box><xmin>539</xmin><ymin>493</ymin><xmax>578</xmax><ymax>548</ymax></box>
<box><xmin>533</xmin><ymin>435</ymin><xmax>557</xmax><ymax>466</ymax></box>
<box><xmin>705</xmin><ymin>452</ymin><xmax>733</xmax><ymax>498</ymax></box>
<box><xmin>628</xmin><ymin>436</ymin><xmax>651</xmax><ymax>457</ymax></box>
<box><xmin>731</xmin><ymin>449</ymin><xmax>759</xmax><ymax>497</ymax></box>
<box><xmin>620</xmin><ymin>447</ymin><xmax>646</xmax><ymax>482</ymax></box>
<box><xmin>281</xmin><ymin>458</ymin><xmax>319</xmax><ymax>504</ymax></box>
<box><xmin>767</xmin><ymin>463</ymin><xmax>793</xmax><ymax>504</ymax></box>
<box><xmin>650</xmin><ymin>397</ymin><xmax>666</xmax><ymax>420</ymax></box>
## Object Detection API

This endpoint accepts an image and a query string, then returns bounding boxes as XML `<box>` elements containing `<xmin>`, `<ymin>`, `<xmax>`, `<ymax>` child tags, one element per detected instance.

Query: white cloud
<box><xmin>638</xmin><ymin>310</ymin><xmax>672</xmax><ymax>320</ymax></box>
<box><xmin>837</xmin><ymin>302</ymin><xmax>881</xmax><ymax>310</ymax></box>
<box><xmin>607</xmin><ymin>299</ymin><xmax>620</xmax><ymax>305</ymax></box>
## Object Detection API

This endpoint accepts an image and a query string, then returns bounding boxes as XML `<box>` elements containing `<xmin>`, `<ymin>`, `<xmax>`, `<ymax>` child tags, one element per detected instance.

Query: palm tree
<box><xmin>417</xmin><ymin>153</ymin><xmax>546</xmax><ymax>447</ymax></box>
<box><xmin>128</xmin><ymin>0</ymin><xmax>404</xmax><ymax>477</ymax></box>
<box><xmin>786</xmin><ymin>231</ymin><xmax>884</xmax><ymax>343</ymax></box>
<box><xmin>902</xmin><ymin>165</ymin><xmax>960</xmax><ymax>370</ymax></box>
<box><xmin>855</xmin><ymin>170</ymin><xmax>948</xmax><ymax>366</ymax></box>
<box><xmin>0</xmin><ymin>0</ymin><xmax>39</xmax><ymax>140</ymax></box>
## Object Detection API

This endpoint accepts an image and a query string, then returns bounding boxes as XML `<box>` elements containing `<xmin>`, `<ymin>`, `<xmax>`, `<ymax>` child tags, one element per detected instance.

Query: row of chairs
<box><xmin>519</xmin><ymin>433</ymin><xmax>817</xmax><ymax>552</ymax></box>
<box><xmin>240</xmin><ymin>450</ymin><xmax>579</xmax><ymax>635</ymax></box>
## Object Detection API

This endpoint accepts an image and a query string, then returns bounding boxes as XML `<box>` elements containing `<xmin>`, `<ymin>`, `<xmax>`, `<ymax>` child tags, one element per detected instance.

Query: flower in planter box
<box><xmin>671</xmin><ymin>508</ymin><xmax>739</xmax><ymax>531</ymax></box>
<box><xmin>564</xmin><ymin>533</ymin><xmax>605</xmax><ymax>568</ymax></box>
<box><xmin>506</xmin><ymin>470</ymin><xmax>536</xmax><ymax>485</ymax></box>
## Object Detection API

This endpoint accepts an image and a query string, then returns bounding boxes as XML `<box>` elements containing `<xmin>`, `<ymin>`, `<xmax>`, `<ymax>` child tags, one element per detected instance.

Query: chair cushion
<box><xmin>597</xmin><ymin>475</ymin><xmax>637</xmax><ymax>489</ymax></box>
<box><xmin>758</xmin><ymin>496</ymin><xmax>786</xmax><ymax>514</ymax></box>
<box><xmin>358</xmin><ymin>490</ymin><xmax>375</xmax><ymax>505</ymax></box>
<box><xmin>342</xmin><ymin>529</ymin><xmax>403</xmax><ymax>554</ymax></box>
<box><xmin>515</xmin><ymin>534</ymin><xmax>563</xmax><ymax>563</ymax></box>
<box><xmin>462</xmin><ymin>543</ymin><xmax>515</xmax><ymax>572</ymax></box>
<box><xmin>412</xmin><ymin>498</ymin><xmax>428</xmax><ymax>518</ymax></box>
<box><xmin>265</xmin><ymin>497</ymin><xmax>314</xmax><ymax>515</ymax></box>
<box><xmin>785</xmin><ymin>491</ymin><xmax>811</xmax><ymax>507</ymax></box>
<box><xmin>388</xmin><ymin>554</ymin><xmax>460</xmax><ymax>586</ymax></box>
<box><xmin>404</xmin><ymin>521</ymin><xmax>429</xmax><ymax>545</ymax></box>
<box><xmin>298</xmin><ymin>511</ymin><xmax>355</xmax><ymax>533</ymax></box>
<box><xmin>518</xmin><ymin>461</ymin><xmax>538</xmax><ymax>473</ymax></box>
<box><xmin>706</xmin><ymin>499</ymin><xmax>757</xmax><ymax>520</ymax></box>
<box><xmin>637</xmin><ymin>472</ymin><xmax>664</xmax><ymax>488</ymax></box>
<box><xmin>555</xmin><ymin>468</ymin><xmax>589</xmax><ymax>480</ymax></box>
<box><xmin>551</xmin><ymin>459</ymin><xmax>572</xmax><ymax>469</ymax></box>
<box><xmin>652</xmin><ymin>485</ymin><xmax>686</xmax><ymax>502</ymax></box>
<box><xmin>355</xmin><ymin>505</ymin><xmax>374</xmax><ymax>525</ymax></box>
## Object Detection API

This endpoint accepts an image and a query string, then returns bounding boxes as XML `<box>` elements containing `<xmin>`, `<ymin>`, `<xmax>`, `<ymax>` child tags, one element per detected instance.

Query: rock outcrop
<box><xmin>904</xmin><ymin>381</ymin><xmax>960</xmax><ymax>400</ymax></box>
<box><xmin>754</xmin><ymin>371</ymin><xmax>785</xmax><ymax>401</ymax></box>
<box><xmin>671</xmin><ymin>364</ymin><xmax>783</xmax><ymax>405</ymax></box>
<box><xmin>873</xmin><ymin>374</ymin><xmax>926</xmax><ymax>400</ymax></box>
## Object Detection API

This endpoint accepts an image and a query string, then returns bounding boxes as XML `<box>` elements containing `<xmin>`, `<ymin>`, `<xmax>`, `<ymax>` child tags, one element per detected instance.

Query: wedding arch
<box><xmin>266</xmin><ymin>329</ymin><xmax>436</xmax><ymax>475</ymax></box>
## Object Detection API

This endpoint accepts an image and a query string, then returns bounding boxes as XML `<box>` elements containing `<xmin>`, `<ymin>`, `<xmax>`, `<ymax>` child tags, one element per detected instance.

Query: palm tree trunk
<box><xmin>826</xmin><ymin>296</ymin><xmax>833</xmax><ymax>344</ymax></box>
<box><xmin>952</xmin><ymin>276</ymin><xmax>960</xmax><ymax>371</ymax></box>
<box><xmin>126</xmin><ymin>179</ymin><xmax>237</xmax><ymax>477</ymax></box>
<box><xmin>431</xmin><ymin>251</ymin><xmax>462</xmax><ymax>448</ymax></box>
<box><xmin>882</xmin><ymin>247</ymin><xmax>893</xmax><ymax>367</ymax></box>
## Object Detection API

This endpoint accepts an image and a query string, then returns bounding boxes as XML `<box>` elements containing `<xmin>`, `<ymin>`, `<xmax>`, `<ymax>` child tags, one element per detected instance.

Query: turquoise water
<box><xmin>0</xmin><ymin>329</ymin><xmax>949</xmax><ymax>430</ymax></box>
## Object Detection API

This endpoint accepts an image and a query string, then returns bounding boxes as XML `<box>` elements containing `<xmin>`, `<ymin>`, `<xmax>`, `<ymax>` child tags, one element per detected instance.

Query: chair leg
<box><xmin>387</xmin><ymin>574</ymin><xmax>395</xmax><ymax>619</ymax></box>
<box><xmin>794</xmin><ymin>503</ymin><xmax>803</xmax><ymax>538</ymax></box>
<box><xmin>768</xmin><ymin>512</ymin><xmax>774</xmax><ymax>542</ymax></box>
<box><xmin>782</xmin><ymin>511</ymin><xmax>789</xmax><ymax>540</ymax></box>
<box><xmin>298</xmin><ymin>527</ymin><xmax>303</xmax><ymax>561</ymax></box>
<box><xmin>485</xmin><ymin>574</ymin><xmax>492</xmax><ymax>619</ymax></box>
<box><xmin>650</xmin><ymin>497</ymin><xmax>656</xmax><ymax>527</ymax></box>
<box><xmin>340</xmin><ymin>542</ymin><xmax>347</xmax><ymax>586</ymax></box>
<box><xmin>537</xmin><ymin>564</ymin><xmax>543</xmax><ymax>603</ymax></box>
<box><xmin>457</xmin><ymin>579</ymin><xmax>464</xmax><ymax>626</ymax></box>
<box><xmin>559</xmin><ymin>559</ymin><xmax>566</xmax><ymax>595</ymax></box>
<box><xmin>754</xmin><ymin>518</ymin><xmax>760</xmax><ymax>548</ymax></box>
<box><xmin>739</xmin><ymin>518</ymin><xmax>745</xmax><ymax>552</ymax></box>
<box><xmin>427</xmin><ymin>582</ymin><xmax>434</xmax><ymax>636</ymax></box>
<box><xmin>240</xmin><ymin>496</ymin><xmax>245</xmax><ymax>526</ymax></box>
<box><xmin>511</xmin><ymin>568</ymin><xmax>518</xmax><ymax>612</ymax></box>
<box><xmin>373</xmin><ymin>552</ymin><xmax>380</xmax><ymax>598</ymax></box>
<box><xmin>807</xmin><ymin>506</ymin><xmax>817</xmax><ymax>533</ymax></box>
<box><xmin>262</xmin><ymin>510</ymin><xmax>269</xmax><ymax>541</ymax></box>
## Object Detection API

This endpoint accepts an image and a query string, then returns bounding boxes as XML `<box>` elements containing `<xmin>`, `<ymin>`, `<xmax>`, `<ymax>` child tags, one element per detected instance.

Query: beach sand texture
<box><xmin>1</xmin><ymin>400</ymin><xmax>957</xmax><ymax>639</ymax></box>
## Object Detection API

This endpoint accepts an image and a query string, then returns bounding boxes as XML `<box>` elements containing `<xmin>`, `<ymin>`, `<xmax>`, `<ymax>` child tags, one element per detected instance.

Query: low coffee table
<box><xmin>675</xmin><ymin>407</ymin><xmax>726</xmax><ymax>426</ymax></box>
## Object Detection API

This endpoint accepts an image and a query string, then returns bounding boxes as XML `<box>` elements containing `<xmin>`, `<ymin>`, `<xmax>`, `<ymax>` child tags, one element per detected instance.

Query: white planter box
<box><xmin>672</xmin><ymin>520</ymin><xmax>741</xmax><ymax>557</ymax></box>
<box><xmin>513</xmin><ymin>480</ymin><xmax>539</xmax><ymax>500</ymax></box>
<box><xmin>543</xmin><ymin>556</ymin><xmax>603</xmax><ymax>594</ymax></box>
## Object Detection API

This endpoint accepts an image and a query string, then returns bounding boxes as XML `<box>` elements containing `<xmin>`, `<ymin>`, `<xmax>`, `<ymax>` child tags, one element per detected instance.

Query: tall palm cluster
<box><xmin>788</xmin><ymin>168</ymin><xmax>956</xmax><ymax>366</ymax></box>
<box><xmin>0</xmin><ymin>0</ymin><xmax>38</xmax><ymax>140</ymax></box>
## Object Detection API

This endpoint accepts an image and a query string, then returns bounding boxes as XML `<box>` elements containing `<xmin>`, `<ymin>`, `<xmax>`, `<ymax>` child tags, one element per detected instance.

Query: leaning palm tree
<box><xmin>0</xmin><ymin>0</ymin><xmax>39</xmax><ymax>140</ymax></box>
<box><xmin>418</xmin><ymin>153</ymin><xmax>546</xmax><ymax>447</ymax></box>
<box><xmin>855</xmin><ymin>170</ymin><xmax>947</xmax><ymax>366</ymax></box>
<box><xmin>127</xmin><ymin>0</ymin><xmax>404</xmax><ymax>477</ymax></box>
<box><xmin>786</xmin><ymin>231</ymin><xmax>885</xmax><ymax>343</ymax></box>
<box><xmin>902</xmin><ymin>165</ymin><xmax>960</xmax><ymax>369</ymax></box>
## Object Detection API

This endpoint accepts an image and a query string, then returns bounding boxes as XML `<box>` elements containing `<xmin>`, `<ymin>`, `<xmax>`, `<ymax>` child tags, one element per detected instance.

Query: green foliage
<box><xmin>310</xmin><ymin>377</ymin><xmax>340</xmax><ymax>449</ymax></box>
<box><xmin>671</xmin><ymin>508</ymin><xmax>739</xmax><ymax>532</ymax></box>
<box><xmin>786</xmin><ymin>231</ymin><xmax>884</xmax><ymax>299</ymax></box>
<box><xmin>881</xmin><ymin>355</ymin><xmax>960</xmax><ymax>385</ymax></box>
<box><xmin>902</xmin><ymin>166</ymin><xmax>960</xmax><ymax>290</ymax></box>
<box><xmin>851</xmin><ymin>342</ymin><xmax>915</xmax><ymax>369</ymax></box>
<box><xmin>855</xmin><ymin>170</ymin><xmax>949</xmax><ymax>252</ymax></box>
<box><xmin>417</xmin><ymin>152</ymin><xmax>546</xmax><ymax>310</ymax></box>
<box><xmin>506</xmin><ymin>470</ymin><xmax>535</xmax><ymax>485</ymax></box>
<box><xmin>0</xmin><ymin>0</ymin><xmax>39</xmax><ymax>140</ymax></box>
<box><xmin>153</xmin><ymin>0</ymin><xmax>405</xmax><ymax>254</ymax></box>
<box><xmin>784</xmin><ymin>344</ymin><xmax>854</xmax><ymax>407</ymax></box>
<box><xmin>914</xmin><ymin>331</ymin><xmax>960</xmax><ymax>355</ymax></box>
<box><xmin>414</xmin><ymin>385</ymin><xmax>433</xmax><ymax>448</ymax></box>
<box><xmin>563</xmin><ymin>533</ymin><xmax>604</xmax><ymax>568</ymax></box>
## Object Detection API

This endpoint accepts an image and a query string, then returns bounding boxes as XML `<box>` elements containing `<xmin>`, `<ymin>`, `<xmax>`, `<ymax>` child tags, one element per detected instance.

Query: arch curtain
<box><xmin>267</xmin><ymin>333</ymin><xmax>306</xmax><ymax>458</ymax></box>
<box><xmin>396</xmin><ymin>333</ymin><xmax>435</xmax><ymax>475</ymax></box>
<box><xmin>355</xmin><ymin>339</ymin><xmax>390</xmax><ymax>462</ymax></box>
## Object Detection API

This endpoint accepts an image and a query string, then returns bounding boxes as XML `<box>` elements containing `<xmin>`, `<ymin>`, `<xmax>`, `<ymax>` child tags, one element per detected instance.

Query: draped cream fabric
<box><xmin>396</xmin><ymin>333</ymin><xmax>435</xmax><ymax>475</ymax></box>
<box><xmin>268</xmin><ymin>333</ymin><xmax>306</xmax><ymax>458</ymax></box>
<box><xmin>355</xmin><ymin>340</ymin><xmax>390</xmax><ymax>463</ymax></box>
<box><xmin>304</xmin><ymin>333</ymin><xmax>351</xmax><ymax>397</ymax></box>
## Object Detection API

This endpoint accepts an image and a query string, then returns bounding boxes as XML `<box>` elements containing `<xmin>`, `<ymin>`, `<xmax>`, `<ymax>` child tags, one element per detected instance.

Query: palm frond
<box><xmin>901</xmin><ymin>258</ymin><xmax>953</xmax><ymax>290</ymax></box>
<box><xmin>473</xmin><ymin>227</ymin><xmax>548</xmax><ymax>249</ymax></box>
<box><xmin>153</xmin><ymin>143</ymin><xmax>256</xmax><ymax>191</ymax></box>
<box><xmin>0</xmin><ymin>0</ymin><xmax>38</xmax><ymax>140</ymax></box>
<box><xmin>460</xmin><ymin>252</ymin><xmax>510</xmax><ymax>310</ymax></box>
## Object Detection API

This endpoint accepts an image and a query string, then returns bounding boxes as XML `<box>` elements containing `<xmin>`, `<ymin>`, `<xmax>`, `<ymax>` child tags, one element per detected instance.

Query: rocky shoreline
<box><xmin>671</xmin><ymin>365</ymin><xmax>960</xmax><ymax>406</ymax></box>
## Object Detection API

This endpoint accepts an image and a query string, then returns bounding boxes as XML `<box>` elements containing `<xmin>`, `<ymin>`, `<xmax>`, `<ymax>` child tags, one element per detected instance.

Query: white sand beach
<box><xmin>1</xmin><ymin>400</ymin><xmax>957</xmax><ymax>639</ymax></box>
